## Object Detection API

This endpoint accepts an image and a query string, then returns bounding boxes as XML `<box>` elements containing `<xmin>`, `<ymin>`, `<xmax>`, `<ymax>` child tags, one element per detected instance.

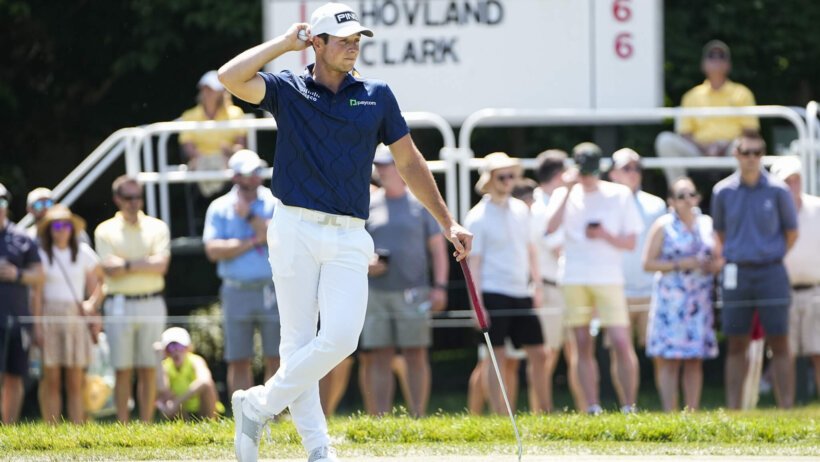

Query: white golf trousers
<box><xmin>245</xmin><ymin>203</ymin><xmax>373</xmax><ymax>452</ymax></box>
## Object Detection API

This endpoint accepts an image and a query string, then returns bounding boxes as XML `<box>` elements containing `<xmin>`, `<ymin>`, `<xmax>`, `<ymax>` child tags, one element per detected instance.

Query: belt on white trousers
<box><xmin>280</xmin><ymin>204</ymin><xmax>365</xmax><ymax>229</ymax></box>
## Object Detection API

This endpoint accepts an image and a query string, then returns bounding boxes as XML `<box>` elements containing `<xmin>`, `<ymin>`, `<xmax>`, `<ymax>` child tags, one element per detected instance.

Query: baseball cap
<box><xmin>198</xmin><ymin>70</ymin><xmax>224</xmax><ymax>91</ymax></box>
<box><xmin>770</xmin><ymin>156</ymin><xmax>802</xmax><ymax>182</ymax></box>
<box><xmin>702</xmin><ymin>40</ymin><xmax>730</xmax><ymax>60</ymax></box>
<box><xmin>228</xmin><ymin>149</ymin><xmax>263</xmax><ymax>175</ymax></box>
<box><xmin>0</xmin><ymin>183</ymin><xmax>9</xmax><ymax>201</ymax></box>
<box><xmin>612</xmin><ymin>148</ymin><xmax>642</xmax><ymax>169</ymax></box>
<box><xmin>572</xmin><ymin>142</ymin><xmax>602</xmax><ymax>175</ymax></box>
<box><xmin>27</xmin><ymin>187</ymin><xmax>53</xmax><ymax>207</ymax></box>
<box><xmin>373</xmin><ymin>144</ymin><xmax>394</xmax><ymax>164</ymax></box>
<box><xmin>310</xmin><ymin>3</ymin><xmax>373</xmax><ymax>38</ymax></box>
<box><xmin>161</xmin><ymin>327</ymin><xmax>191</xmax><ymax>349</ymax></box>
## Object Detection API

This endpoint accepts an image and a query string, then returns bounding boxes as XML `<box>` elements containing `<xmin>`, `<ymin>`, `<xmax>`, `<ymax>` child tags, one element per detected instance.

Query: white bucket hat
<box><xmin>475</xmin><ymin>152</ymin><xmax>522</xmax><ymax>194</ymax></box>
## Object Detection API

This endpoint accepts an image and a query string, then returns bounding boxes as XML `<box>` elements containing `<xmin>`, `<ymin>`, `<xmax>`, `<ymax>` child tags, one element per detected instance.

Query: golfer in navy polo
<box><xmin>711</xmin><ymin>132</ymin><xmax>798</xmax><ymax>410</ymax></box>
<box><xmin>218</xmin><ymin>3</ymin><xmax>472</xmax><ymax>461</ymax></box>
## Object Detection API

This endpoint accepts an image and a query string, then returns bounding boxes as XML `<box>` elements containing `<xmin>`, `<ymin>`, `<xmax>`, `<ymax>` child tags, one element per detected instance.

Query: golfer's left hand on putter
<box><xmin>449</xmin><ymin>224</ymin><xmax>472</xmax><ymax>261</ymax></box>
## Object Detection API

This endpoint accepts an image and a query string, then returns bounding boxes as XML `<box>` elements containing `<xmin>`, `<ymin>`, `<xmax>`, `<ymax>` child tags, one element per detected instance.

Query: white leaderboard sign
<box><xmin>264</xmin><ymin>0</ymin><xmax>663</xmax><ymax>123</ymax></box>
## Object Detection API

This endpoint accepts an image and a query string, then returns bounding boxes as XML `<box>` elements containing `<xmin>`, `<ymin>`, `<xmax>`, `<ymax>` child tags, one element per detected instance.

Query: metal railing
<box><xmin>18</xmin><ymin>103</ymin><xmax>820</xmax><ymax>232</ymax></box>
<box><xmin>129</xmin><ymin>112</ymin><xmax>457</xmax><ymax>230</ymax></box>
<box><xmin>457</xmin><ymin>105</ymin><xmax>812</xmax><ymax>220</ymax></box>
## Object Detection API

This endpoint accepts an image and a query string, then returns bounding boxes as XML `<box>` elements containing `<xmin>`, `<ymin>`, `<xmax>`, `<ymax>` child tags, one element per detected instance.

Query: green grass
<box><xmin>2</xmin><ymin>407</ymin><xmax>819</xmax><ymax>460</ymax></box>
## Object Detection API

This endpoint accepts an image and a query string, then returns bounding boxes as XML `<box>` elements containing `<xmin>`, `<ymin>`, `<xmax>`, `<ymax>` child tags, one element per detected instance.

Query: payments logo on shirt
<box><xmin>349</xmin><ymin>98</ymin><xmax>377</xmax><ymax>106</ymax></box>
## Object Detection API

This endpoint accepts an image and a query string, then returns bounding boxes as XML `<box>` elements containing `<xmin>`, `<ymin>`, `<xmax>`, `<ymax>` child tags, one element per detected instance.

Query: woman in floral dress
<box><xmin>643</xmin><ymin>178</ymin><xmax>723</xmax><ymax>411</ymax></box>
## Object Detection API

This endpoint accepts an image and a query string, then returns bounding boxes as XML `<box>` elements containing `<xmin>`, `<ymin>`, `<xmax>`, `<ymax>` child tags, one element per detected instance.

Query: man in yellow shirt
<box><xmin>95</xmin><ymin>175</ymin><xmax>171</xmax><ymax>423</ymax></box>
<box><xmin>179</xmin><ymin>70</ymin><xmax>248</xmax><ymax>198</ymax></box>
<box><xmin>655</xmin><ymin>40</ymin><xmax>760</xmax><ymax>186</ymax></box>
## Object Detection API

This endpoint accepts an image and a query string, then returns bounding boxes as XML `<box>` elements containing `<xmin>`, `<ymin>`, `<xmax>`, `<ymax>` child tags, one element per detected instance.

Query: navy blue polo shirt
<box><xmin>711</xmin><ymin>170</ymin><xmax>798</xmax><ymax>264</ymax></box>
<box><xmin>0</xmin><ymin>221</ymin><xmax>41</xmax><ymax>317</ymax></box>
<box><xmin>256</xmin><ymin>65</ymin><xmax>410</xmax><ymax>219</ymax></box>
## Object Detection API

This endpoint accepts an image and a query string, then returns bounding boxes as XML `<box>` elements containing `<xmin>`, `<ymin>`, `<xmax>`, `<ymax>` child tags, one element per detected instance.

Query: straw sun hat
<box><xmin>37</xmin><ymin>203</ymin><xmax>86</xmax><ymax>241</ymax></box>
<box><xmin>474</xmin><ymin>152</ymin><xmax>522</xmax><ymax>194</ymax></box>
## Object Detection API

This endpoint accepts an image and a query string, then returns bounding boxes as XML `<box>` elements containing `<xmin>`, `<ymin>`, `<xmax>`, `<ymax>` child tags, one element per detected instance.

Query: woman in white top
<box><xmin>32</xmin><ymin>204</ymin><xmax>103</xmax><ymax>424</ymax></box>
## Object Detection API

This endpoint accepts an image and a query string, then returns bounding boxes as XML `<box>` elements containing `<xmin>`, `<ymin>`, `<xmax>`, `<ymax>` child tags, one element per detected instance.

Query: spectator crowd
<box><xmin>1</xmin><ymin>40</ymin><xmax>820</xmax><ymax>425</ymax></box>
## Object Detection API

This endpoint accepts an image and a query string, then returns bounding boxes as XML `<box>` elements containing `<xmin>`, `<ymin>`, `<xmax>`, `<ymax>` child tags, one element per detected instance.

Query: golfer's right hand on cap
<box><xmin>448</xmin><ymin>223</ymin><xmax>472</xmax><ymax>262</ymax></box>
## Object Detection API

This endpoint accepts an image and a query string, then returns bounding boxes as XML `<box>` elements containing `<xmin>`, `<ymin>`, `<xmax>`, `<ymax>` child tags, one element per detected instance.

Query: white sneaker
<box><xmin>308</xmin><ymin>445</ymin><xmax>340</xmax><ymax>462</ymax></box>
<box><xmin>233</xmin><ymin>390</ymin><xmax>265</xmax><ymax>462</ymax></box>
<box><xmin>586</xmin><ymin>404</ymin><xmax>603</xmax><ymax>415</ymax></box>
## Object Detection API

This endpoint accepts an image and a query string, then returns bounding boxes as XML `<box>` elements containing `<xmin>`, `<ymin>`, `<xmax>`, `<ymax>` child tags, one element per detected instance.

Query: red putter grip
<box><xmin>459</xmin><ymin>260</ymin><xmax>489</xmax><ymax>332</ymax></box>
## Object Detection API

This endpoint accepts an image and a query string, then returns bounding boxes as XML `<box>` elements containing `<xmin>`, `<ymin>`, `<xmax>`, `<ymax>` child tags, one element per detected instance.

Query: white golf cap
<box><xmin>770</xmin><ymin>156</ymin><xmax>802</xmax><ymax>182</ymax></box>
<box><xmin>310</xmin><ymin>3</ymin><xmax>373</xmax><ymax>38</ymax></box>
<box><xmin>612</xmin><ymin>148</ymin><xmax>642</xmax><ymax>169</ymax></box>
<box><xmin>161</xmin><ymin>327</ymin><xmax>191</xmax><ymax>349</ymax></box>
<box><xmin>27</xmin><ymin>187</ymin><xmax>53</xmax><ymax>207</ymax></box>
<box><xmin>228</xmin><ymin>149</ymin><xmax>263</xmax><ymax>175</ymax></box>
<box><xmin>198</xmin><ymin>70</ymin><xmax>224</xmax><ymax>91</ymax></box>
<box><xmin>373</xmin><ymin>144</ymin><xmax>394</xmax><ymax>164</ymax></box>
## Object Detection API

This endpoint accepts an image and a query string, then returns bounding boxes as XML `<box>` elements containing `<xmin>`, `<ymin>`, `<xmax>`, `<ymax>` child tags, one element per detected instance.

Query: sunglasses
<box><xmin>0</xmin><ymin>198</ymin><xmax>7</xmax><ymax>209</ymax></box>
<box><xmin>32</xmin><ymin>198</ymin><xmax>54</xmax><ymax>212</ymax></box>
<box><xmin>674</xmin><ymin>191</ymin><xmax>699</xmax><ymax>200</ymax></box>
<box><xmin>494</xmin><ymin>173</ymin><xmax>516</xmax><ymax>182</ymax></box>
<box><xmin>706</xmin><ymin>51</ymin><xmax>728</xmax><ymax>61</ymax></box>
<box><xmin>621</xmin><ymin>165</ymin><xmax>641</xmax><ymax>173</ymax></box>
<box><xmin>51</xmin><ymin>221</ymin><xmax>73</xmax><ymax>231</ymax></box>
<box><xmin>118</xmin><ymin>194</ymin><xmax>143</xmax><ymax>201</ymax></box>
<box><xmin>165</xmin><ymin>342</ymin><xmax>187</xmax><ymax>353</ymax></box>
<box><xmin>240</xmin><ymin>168</ymin><xmax>263</xmax><ymax>178</ymax></box>
<box><xmin>738</xmin><ymin>149</ymin><xmax>764</xmax><ymax>157</ymax></box>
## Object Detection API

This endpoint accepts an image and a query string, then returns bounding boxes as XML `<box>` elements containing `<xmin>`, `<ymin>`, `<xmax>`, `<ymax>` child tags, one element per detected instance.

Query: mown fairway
<box><xmin>2</xmin><ymin>407</ymin><xmax>819</xmax><ymax>461</ymax></box>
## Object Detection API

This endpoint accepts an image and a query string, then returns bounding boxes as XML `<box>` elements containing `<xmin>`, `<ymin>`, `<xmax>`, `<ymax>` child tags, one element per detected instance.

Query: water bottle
<box><xmin>29</xmin><ymin>346</ymin><xmax>42</xmax><ymax>380</ymax></box>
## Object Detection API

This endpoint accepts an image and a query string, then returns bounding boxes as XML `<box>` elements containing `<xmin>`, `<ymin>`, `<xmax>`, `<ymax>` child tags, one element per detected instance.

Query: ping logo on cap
<box><xmin>335</xmin><ymin>11</ymin><xmax>359</xmax><ymax>23</ymax></box>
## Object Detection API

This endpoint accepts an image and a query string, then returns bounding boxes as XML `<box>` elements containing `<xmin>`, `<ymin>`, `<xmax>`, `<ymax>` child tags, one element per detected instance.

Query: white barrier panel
<box><xmin>264</xmin><ymin>0</ymin><xmax>663</xmax><ymax>123</ymax></box>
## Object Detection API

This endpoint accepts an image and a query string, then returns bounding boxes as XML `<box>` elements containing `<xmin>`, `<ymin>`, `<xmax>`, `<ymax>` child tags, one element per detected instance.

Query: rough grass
<box><xmin>2</xmin><ymin>407</ymin><xmax>818</xmax><ymax>460</ymax></box>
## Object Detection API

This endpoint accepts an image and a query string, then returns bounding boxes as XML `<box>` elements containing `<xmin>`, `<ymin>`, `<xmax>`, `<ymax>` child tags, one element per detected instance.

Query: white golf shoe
<box><xmin>308</xmin><ymin>445</ymin><xmax>340</xmax><ymax>462</ymax></box>
<box><xmin>232</xmin><ymin>389</ymin><xmax>266</xmax><ymax>462</ymax></box>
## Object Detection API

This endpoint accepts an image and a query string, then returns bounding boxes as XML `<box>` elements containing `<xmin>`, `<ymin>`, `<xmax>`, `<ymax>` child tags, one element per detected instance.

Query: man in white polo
<box><xmin>771</xmin><ymin>157</ymin><xmax>820</xmax><ymax>401</ymax></box>
<box><xmin>545</xmin><ymin>142</ymin><xmax>644</xmax><ymax>414</ymax></box>
<box><xmin>465</xmin><ymin>152</ymin><xmax>549</xmax><ymax>415</ymax></box>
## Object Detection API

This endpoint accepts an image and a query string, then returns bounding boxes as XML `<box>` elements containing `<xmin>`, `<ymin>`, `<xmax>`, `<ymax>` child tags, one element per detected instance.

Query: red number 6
<box><xmin>615</xmin><ymin>33</ymin><xmax>633</xmax><ymax>59</ymax></box>
<box><xmin>613</xmin><ymin>0</ymin><xmax>632</xmax><ymax>22</ymax></box>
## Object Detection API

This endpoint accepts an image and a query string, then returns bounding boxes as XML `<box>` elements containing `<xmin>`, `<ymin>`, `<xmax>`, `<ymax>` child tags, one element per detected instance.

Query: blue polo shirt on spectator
<box><xmin>711</xmin><ymin>169</ymin><xmax>798</xmax><ymax>264</ymax></box>
<box><xmin>0</xmin><ymin>221</ymin><xmax>41</xmax><ymax>317</ymax></box>
<box><xmin>203</xmin><ymin>186</ymin><xmax>276</xmax><ymax>282</ymax></box>
<box><xmin>255</xmin><ymin>65</ymin><xmax>410</xmax><ymax>220</ymax></box>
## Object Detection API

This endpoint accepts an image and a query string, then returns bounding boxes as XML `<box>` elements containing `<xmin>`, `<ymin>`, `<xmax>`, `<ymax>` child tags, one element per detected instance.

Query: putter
<box><xmin>459</xmin><ymin>259</ymin><xmax>523</xmax><ymax>462</ymax></box>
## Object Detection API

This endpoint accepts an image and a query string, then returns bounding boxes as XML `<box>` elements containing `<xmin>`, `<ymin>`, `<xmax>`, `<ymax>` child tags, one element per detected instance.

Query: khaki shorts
<box><xmin>561</xmin><ymin>284</ymin><xmax>629</xmax><ymax>328</ymax></box>
<box><xmin>104</xmin><ymin>295</ymin><xmax>167</xmax><ymax>370</ymax></box>
<box><xmin>537</xmin><ymin>284</ymin><xmax>569</xmax><ymax>350</ymax></box>
<box><xmin>360</xmin><ymin>287</ymin><xmax>431</xmax><ymax>349</ymax></box>
<box><xmin>788</xmin><ymin>286</ymin><xmax>820</xmax><ymax>356</ymax></box>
